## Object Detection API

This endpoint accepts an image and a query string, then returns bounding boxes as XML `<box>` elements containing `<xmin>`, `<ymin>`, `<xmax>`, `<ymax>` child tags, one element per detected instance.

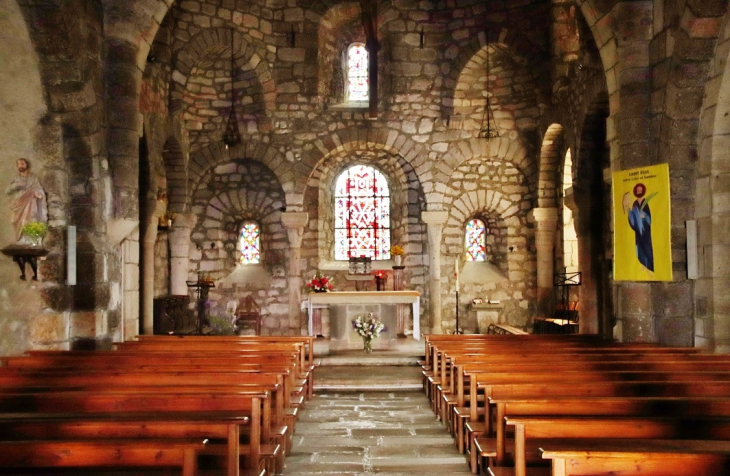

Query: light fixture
<box><xmin>223</xmin><ymin>29</ymin><xmax>241</xmax><ymax>149</ymax></box>
<box><xmin>478</xmin><ymin>43</ymin><xmax>499</xmax><ymax>140</ymax></box>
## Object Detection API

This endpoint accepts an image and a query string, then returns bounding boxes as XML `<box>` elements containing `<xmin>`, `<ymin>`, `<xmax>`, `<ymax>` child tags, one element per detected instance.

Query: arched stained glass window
<box><xmin>347</xmin><ymin>44</ymin><xmax>369</xmax><ymax>102</ymax></box>
<box><xmin>334</xmin><ymin>165</ymin><xmax>390</xmax><ymax>260</ymax></box>
<box><xmin>465</xmin><ymin>218</ymin><xmax>486</xmax><ymax>262</ymax></box>
<box><xmin>239</xmin><ymin>221</ymin><xmax>260</xmax><ymax>264</ymax></box>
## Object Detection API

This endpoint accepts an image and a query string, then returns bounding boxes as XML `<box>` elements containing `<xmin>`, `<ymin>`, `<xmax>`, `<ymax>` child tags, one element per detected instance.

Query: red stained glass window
<box><xmin>347</xmin><ymin>44</ymin><xmax>369</xmax><ymax>102</ymax></box>
<box><xmin>465</xmin><ymin>218</ymin><xmax>486</xmax><ymax>262</ymax></box>
<box><xmin>240</xmin><ymin>221</ymin><xmax>260</xmax><ymax>264</ymax></box>
<box><xmin>335</xmin><ymin>165</ymin><xmax>390</xmax><ymax>260</ymax></box>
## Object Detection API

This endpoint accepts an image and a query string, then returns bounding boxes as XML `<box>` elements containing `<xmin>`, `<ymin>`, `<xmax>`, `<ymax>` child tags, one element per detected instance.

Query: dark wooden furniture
<box><xmin>153</xmin><ymin>295</ymin><xmax>197</xmax><ymax>334</ymax></box>
<box><xmin>236</xmin><ymin>295</ymin><xmax>262</xmax><ymax>335</ymax></box>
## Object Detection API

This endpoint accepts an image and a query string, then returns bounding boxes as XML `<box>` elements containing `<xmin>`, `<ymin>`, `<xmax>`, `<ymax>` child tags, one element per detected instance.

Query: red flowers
<box><xmin>306</xmin><ymin>271</ymin><xmax>334</xmax><ymax>292</ymax></box>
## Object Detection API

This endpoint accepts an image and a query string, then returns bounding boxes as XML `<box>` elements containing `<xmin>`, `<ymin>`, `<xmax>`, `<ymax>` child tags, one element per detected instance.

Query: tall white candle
<box><xmin>455</xmin><ymin>258</ymin><xmax>460</xmax><ymax>293</ymax></box>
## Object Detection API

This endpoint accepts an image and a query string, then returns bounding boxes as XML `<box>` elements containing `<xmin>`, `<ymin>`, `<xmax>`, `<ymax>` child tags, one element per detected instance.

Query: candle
<box><xmin>455</xmin><ymin>259</ymin><xmax>460</xmax><ymax>293</ymax></box>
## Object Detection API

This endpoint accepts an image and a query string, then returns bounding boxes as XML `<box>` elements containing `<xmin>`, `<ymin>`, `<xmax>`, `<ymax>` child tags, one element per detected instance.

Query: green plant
<box><xmin>21</xmin><ymin>221</ymin><xmax>48</xmax><ymax>239</ymax></box>
<box><xmin>205</xmin><ymin>315</ymin><xmax>237</xmax><ymax>336</ymax></box>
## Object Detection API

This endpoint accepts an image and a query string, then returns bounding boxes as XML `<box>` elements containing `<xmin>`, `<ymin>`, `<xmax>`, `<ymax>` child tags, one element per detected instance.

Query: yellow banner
<box><xmin>612</xmin><ymin>164</ymin><xmax>673</xmax><ymax>282</ymax></box>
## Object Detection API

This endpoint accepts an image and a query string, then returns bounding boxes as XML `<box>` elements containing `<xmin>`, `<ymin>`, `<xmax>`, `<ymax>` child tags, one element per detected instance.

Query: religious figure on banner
<box><xmin>5</xmin><ymin>158</ymin><xmax>48</xmax><ymax>243</ymax></box>
<box><xmin>622</xmin><ymin>182</ymin><xmax>657</xmax><ymax>274</ymax></box>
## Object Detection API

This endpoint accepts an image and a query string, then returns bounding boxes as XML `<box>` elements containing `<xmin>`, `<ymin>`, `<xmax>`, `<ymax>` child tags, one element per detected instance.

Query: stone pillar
<box><xmin>564</xmin><ymin>188</ymin><xmax>599</xmax><ymax>335</ymax></box>
<box><xmin>169</xmin><ymin>213</ymin><xmax>198</xmax><ymax>296</ymax></box>
<box><xmin>422</xmin><ymin>211</ymin><xmax>449</xmax><ymax>334</ymax></box>
<box><xmin>530</xmin><ymin>207</ymin><xmax>559</xmax><ymax>317</ymax></box>
<box><xmin>141</xmin><ymin>200</ymin><xmax>166</xmax><ymax>335</ymax></box>
<box><xmin>281</xmin><ymin>212</ymin><xmax>309</xmax><ymax>330</ymax></box>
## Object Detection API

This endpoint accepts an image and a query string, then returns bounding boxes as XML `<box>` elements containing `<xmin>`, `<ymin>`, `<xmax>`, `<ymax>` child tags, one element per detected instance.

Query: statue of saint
<box><xmin>5</xmin><ymin>158</ymin><xmax>47</xmax><ymax>242</ymax></box>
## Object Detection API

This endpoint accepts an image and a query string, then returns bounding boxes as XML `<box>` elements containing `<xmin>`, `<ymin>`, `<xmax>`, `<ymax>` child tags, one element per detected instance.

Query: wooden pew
<box><xmin>540</xmin><ymin>439</ymin><xmax>730</xmax><ymax>476</ymax></box>
<box><xmin>0</xmin><ymin>438</ymin><xmax>207</xmax><ymax>476</ymax></box>
<box><xmin>0</xmin><ymin>390</ymin><xmax>269</xmax><ymax>474</ymax></box>
<box><xmin>505</xmin><ymin>415</ymin><xmax>730</xmax><ymax>476</ymax></box>
<box><xmin>482</xmin><ymin>396</ymin><xmax>730</xmax><ymax>470</ymax></box>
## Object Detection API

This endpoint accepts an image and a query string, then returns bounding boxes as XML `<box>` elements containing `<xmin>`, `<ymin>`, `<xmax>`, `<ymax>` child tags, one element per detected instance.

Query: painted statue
<box><xmin>623</xmin><ymin>182</ymin><xmax>657</xmax><ymax>273</ymax></box>
<box><xmin>5</xmin><ymin>158</ymin><xmax>47</xmax><ymax>242</ymax></box>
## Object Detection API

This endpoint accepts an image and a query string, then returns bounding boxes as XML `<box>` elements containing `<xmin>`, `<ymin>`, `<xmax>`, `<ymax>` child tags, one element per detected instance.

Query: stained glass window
<box><xmin>347</xmin><ymin>43</ymin><xmax>369</xmax><ymax>102</ymax></box>
<box><xmin>334</xmin><ymin>165</ymin><xmax>390</xmax><ymax>260</ymax></box>
<box><xmin>465</xmin><ymin>218</ymin><xmax>486</xmax><ymax>262</ymax></box>
<box><xmin>239</xmin><ymin>221</ymin><xmax>260</xmax><ymax>264</ymax></box>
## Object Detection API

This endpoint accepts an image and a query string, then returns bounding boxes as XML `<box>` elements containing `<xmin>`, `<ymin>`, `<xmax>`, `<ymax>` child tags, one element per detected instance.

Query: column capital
<box><xmin>281</xmin><ymin>212</ymin><xmax>309</xmax><ymax>230</ymax></box>
<box><xmin>421</xmin><ymin>210</ymin><xmax>449</xmax><ymax>226</ymax></box>
<box><xmin>529</xmin><ymin>207</ymin><xmax>559</xmax><ymax>224</ymax></box>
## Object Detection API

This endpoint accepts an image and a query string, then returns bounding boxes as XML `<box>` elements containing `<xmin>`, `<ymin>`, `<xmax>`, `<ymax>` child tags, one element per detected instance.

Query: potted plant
<box><xmin>21</xmin><ymin>221</ymin><xmax>48</xmax><ymax>247</ymax></box>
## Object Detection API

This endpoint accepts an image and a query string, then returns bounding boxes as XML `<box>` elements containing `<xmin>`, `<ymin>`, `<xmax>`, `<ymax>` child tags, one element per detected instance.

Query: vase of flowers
<box><xmin>391</xmin><ymin>244</ymin><xmax>404</xmax><ymax>266</ymax></box>
<box><xmin>352</xmin><ymin>312</ymin><xmax>386</xmax><ymax>353</ymax></box>
<box><xmin>306</xmin><ymin>271</ymin><xmax>334</xmax><ymax>293</ymax></box>
<box><xmin>21</xmin><ymin>221</ymin><xmax>48</xmax><ymax>247</ymax></box>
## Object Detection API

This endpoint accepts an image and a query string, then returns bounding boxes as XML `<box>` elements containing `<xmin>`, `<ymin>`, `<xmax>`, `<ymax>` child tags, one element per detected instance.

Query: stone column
<box><xmin>281</xmin><ymin>212</ymin><xmax>309</xmax><ymax>331</ymax></box>
<box><xmin>141</xmin><ymin>200</ymin><xmax>166</xmax><ymax>335</ymax></box>
<box><xmin>564</xmin><ymin>188</ymin><xmax>599</xmax><ymax>335</ymax></box>
<box><xmin>169</xmin><ymin>213</ymin><xmax>198</xmax><ymax>296</ymax></box>
<box><xmin>422</xmin><ymin>211</ymin><xmax>449</xmax><ymax>334</ymax></box>
<box><xmin>530</xmin><ymin>207</ymin><xmax>559</xmax><ymax>317</ymax></box>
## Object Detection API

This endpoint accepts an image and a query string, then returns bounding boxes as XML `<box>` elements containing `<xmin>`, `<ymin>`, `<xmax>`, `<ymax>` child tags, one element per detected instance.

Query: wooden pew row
<box><xmin>505</xmin><ymin>415</ymin><xmax>730</xmax><ymax>476</ymax></box>
<box><xmin>124</xmin><ymin>336</ymin><xmax>316</xmax><ymax>399</ymax></box>
<box><xmin>465</xmin><ymin>364</ymin><xmax>730</xmax><ymax>473</ymax></box>
<box><xmin>0</xmin><ymin>356</ymin><xmax>298</xmax><ymax>469</ymax></box>
<box><xmin>440</xmin><ymin>351</ymin><xmax>730</xmax><ymax>433</ymax></box>
<box><xmin>418</xmin><ymin>336</ymin><xmax>730</xmax><ymax>476</ymax></box>
<box><xmin>475</xmin><ymin>381</ymin><xmax>730</xmax><ymax>474</ymax></box>
<box><xmin>6</xmin><ymin>351</ymin><xmax>308</xmax><ymax>412</ymax></box>
<box><xmin>0</xmin><ymin>340</ymin><xmax>303</xmax><ymax>475</ymax></box>
<box><xmin>425</xmin><ymin>341</ymin><xmax>699</xmax><ymax>402</ymax></box>
<box><xmin>456</xmin><ymin>369</ymin><xmax>730</xmax><ymax>456</ymax></box>
<box><xmin>540</xmin><ymin>439</ymin><xmax>730</xmax><ymax>476</ymax></box>
<box><xmin>0</xmin><ymin>390</ymin><xmax>268</xmax><ymax>476</ymax></box>
<box><xmin>0</xmin><ymin>438</ymin><xmax>208</xmax><ymax>476</ymax></box>
<box><xmin>113</xmin><ymin>341</ymin><xmax>312</xmax><ymax>401</ymax></box>
<box><xmin>478</xmin><ymin>395</ymin><xmax>730</xmax><ymax>473</ymax></box>
<box><xmin>421</xmin><ymin>334</ymin><xmax>606</xmax><ymax>367</ymax></box>
<box><xmin>447</xmin><ymin>353</ymin><xmax>730</xmax><ymax>435</ymax></box>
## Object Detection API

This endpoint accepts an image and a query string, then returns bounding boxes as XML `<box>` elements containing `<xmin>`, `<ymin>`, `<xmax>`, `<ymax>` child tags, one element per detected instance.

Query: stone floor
<box><xmin>281</xmin><ymin>339</ymin><xmax>471</xmax><ymax>475</ymax></box>
<box><xmin>281</xmin><ymin>391</ymin><xmax>472</xmax><ymax>475</ymax></box>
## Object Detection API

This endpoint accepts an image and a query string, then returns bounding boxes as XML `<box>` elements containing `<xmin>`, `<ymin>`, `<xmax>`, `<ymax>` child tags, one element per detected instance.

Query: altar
<box><xmin>305</xmin><ymin>291</ymin><xmax>420</xmax><ymax>350</ymax></box>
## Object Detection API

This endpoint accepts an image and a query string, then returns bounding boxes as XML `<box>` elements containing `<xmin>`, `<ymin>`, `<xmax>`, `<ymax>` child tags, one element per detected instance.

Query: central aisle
<box><xmin>281</xmin><ymin>390</ymin><xmax>473</xmax><ymax>475</ymax></box>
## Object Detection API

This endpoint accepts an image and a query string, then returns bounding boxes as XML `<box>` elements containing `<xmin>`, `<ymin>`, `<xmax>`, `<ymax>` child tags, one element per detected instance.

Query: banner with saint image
<box><xmin>612</xmin><ymin>164</ymin><xmax>673</xmax><ymax>282</ymax></box>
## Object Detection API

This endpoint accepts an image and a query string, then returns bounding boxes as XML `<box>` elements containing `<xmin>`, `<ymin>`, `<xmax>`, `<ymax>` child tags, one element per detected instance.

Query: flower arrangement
<box><xmin>305</xmin><ymin>271</ymin><xmax>334</xmax><ymax>293</ymax></box>
<box><xmin>21</xmin><ymin>220</ymin><xmax>48</xmax><ymax>246</ymax></box>
<box><xmin>22</xmin><ymin>221</ymin><xmax>48</xmax><ymax>239</ymax></box>
<box><xmin>390</xmin><ymin>244</ymin><xmax>405</xmax><ymax>256</ymax></box>
<box><xmin>352</xmin><ymin>312</ymin><xmax>386</xmax><ymax>352</ymax></box>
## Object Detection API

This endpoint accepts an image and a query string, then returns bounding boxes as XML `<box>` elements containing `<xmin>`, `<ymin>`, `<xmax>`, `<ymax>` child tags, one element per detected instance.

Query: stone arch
<box><xmin>303</xmin><ymin>140</ymin><xmax>426</xmax><ymax>269</ymax></box>
<box><xmin>575</xmin><ymin>1</ymin><xmax>620</xmax><ymax>103</ymax></box>
<box><xmin>538</xmin><ymin>124</ymin><xmax>566</xmax><ymax>209</ymax></box>
<box><xmin>189</xmin><ymin>159</ymin><xmax>288</xmax><ymax>325</ymax></box>
<box><xmin>188</xmin><ymin>142</ymin><xmax>293</xmax><ymax>211</ymax></box>
<box><xmin>170</xmin><ymin>28</ymin><xmax>275</xmax><ymax>115</ymax></box>
<box><xmin>443</xmin><ymin>183</ymin><xmax>535</xmax><ymax>330</ymax></box>
<box><xmin>161</xmin><ymin>136</ymin><xmax>186</xmax><ymax>214</ymax></box>
<box><xmin>443</xmin><ymin>27</ymin><xmax>549</xmax><ymax>120</ymax></box>
<box><xmin>438</xmin><ymin>138</ymin><xmax>534</xmax><ymax>206</ymax></box>
<box><xmin>302</xmin><ymin>127</ymin><xmax>426</xmax><ymax>195</ymax></box>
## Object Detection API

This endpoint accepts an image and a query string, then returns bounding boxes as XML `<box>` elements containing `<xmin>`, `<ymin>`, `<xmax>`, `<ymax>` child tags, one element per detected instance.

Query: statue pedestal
<box><xmin>1</xmin><ymin>245</ymin><xmax>49</xmax><ymax>281</ymax></box>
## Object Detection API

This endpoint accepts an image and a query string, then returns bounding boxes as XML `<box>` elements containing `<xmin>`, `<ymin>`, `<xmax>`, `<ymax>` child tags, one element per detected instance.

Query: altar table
<box><xmin>306</xmin><ymin>291</ymin><xmax>420</xmax><ymax>341</ymax></box>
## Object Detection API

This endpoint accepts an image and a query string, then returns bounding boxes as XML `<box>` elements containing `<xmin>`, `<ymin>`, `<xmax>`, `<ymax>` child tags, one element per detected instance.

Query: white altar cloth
<box><xmin>305</xmin><ymin>291</ymin><xmax>420</xmax><ymax>340</ymax></box>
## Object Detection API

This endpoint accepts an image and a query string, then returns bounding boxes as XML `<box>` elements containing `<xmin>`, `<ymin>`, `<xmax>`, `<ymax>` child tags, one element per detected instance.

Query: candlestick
<box><xmin>455</xmin><ymin>258</ymin><xmax>460</xmax><ymax>293</ymax></box>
